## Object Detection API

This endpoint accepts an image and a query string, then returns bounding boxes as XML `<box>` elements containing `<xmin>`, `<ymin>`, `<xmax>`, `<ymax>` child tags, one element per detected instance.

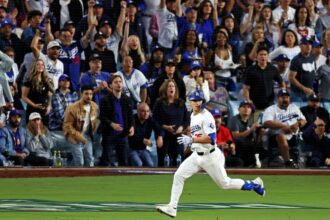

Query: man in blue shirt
<box><xmin>80</xmin><ymin>53</ymin><xmax>111</xmax><ymax>108</ymax></box>
<box><xmin>21</xmin><ymin>10</ymin><xmax>43</xmax><ymax>48</ymax></box>
<box><xmin>99</xmin><ymin>75</ymin><xmax>134</xmax><ymax>166</ymax></box>
<box><xmin>0</xmin><ymin>109</ymin><xmax>29</xmax><ymax>166</ymax></box>
<box><xmin>176</xmin><ymin>7</ymin><xmax>202</xmax><ymax>46</ymax></box>
<box><xmin>289</xmin><ymin>37</ymin><xmax>317</xmax><ymax>101</ymax></box>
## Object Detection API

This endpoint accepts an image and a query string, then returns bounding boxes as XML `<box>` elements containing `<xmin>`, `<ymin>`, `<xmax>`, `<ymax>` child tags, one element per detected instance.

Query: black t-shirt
<box><xmin>23</xmin><ymin>80</ymin><xmax>51</xmax><ymax>106</ymax></box>
<box><xmin>244</xmin><ymin>63</ymin><xmax>283</xmax><ymax>109</ymax></box>
<box><xmin>92</xmin><ymin>49</ymin><xmax>117</xmax><ymax>74</ymax></box>
<box><xmin>290</xmin><ymin>53</ymin><xmax>316</xmax><ymax>92</ymax></box>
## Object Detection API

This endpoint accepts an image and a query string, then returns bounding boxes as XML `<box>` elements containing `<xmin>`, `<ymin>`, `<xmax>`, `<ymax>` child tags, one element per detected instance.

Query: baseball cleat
<box><xmin>156</xmin><ymin>204</ymin><xmax>177</xmax><ymax>218</ymax></box>
<box><xmin>253</xmin><ymin>177</ymin><xmax>266</xmax><ymax>197</ymax></box>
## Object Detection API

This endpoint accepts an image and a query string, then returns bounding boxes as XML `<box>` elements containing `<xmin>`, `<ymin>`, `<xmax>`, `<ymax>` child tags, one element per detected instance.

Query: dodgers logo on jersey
<box><xmin>209</xmin><ymin>123</ymin><xmax>215</xmax><ymax>129</ymax></box>
<box><xmin>278</xmin><ymin>113</ymin><xmax>299</xmax><ymax>123</ymax></box>
<box><xmin>191</xmin><ymin>125</ymin><xmax>201</xmax><ymax>134</ymax></box>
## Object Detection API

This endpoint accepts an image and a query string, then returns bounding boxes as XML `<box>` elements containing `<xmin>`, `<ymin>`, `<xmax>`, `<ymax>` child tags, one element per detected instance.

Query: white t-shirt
<box><xmin>44</xmin><ymin>56</ymin><xmax>64</xmax><ymax>90</ymax></box>
<box><xmin>287</xmin><ymin>24</ymin><xmax>315</xmax><ymax>41</ymax></box>
<box><xmin>115</xmin><ymin>69</ymin><xmax>147</xmax><ymax>103</ymax></box>
<box><xmin>183</xmin><ymin>76</ymin><xmax>210</xmax><ymax>111</ymax></box>
<box><xmin>272</xmin><ymin>6</ymin><xmax>296</xmax><ymax>24</ymax></box>
<box><xmin>27</xmin><ymin>0</ymin><xmax>50</xmax><ymax>17</ymax></box>
<box><xmin>263</xmin><ymin>103</ymin><xmax>306</xmax><ymax>139</ymax></box>
<box><xmin>269</xmin><ymin>46</ymin><xmax>301</xmax><ymax>61</ymax></box>
<box><xmin>144</xmin><ymin>0</ymin><xmax>161</xmax><ymax>15</ymax></box>
<box><xmin>158</xmin><ymin>7</ymin><xmax>178</xmax><ymax>49</ymax></box>
<box><xmin>190</xmin><ymin>109</ymin><xmax>216</xmax><ymax>152</ymax></box>
<box><xmin>82</xmin><ymin>104</ymin><xmax>91</xmax><ymax>134</ymax></box>
<box><xmin>60</xmin><ymin>0</ymin><xmax>70</xmax><ymax>28</ymax></box>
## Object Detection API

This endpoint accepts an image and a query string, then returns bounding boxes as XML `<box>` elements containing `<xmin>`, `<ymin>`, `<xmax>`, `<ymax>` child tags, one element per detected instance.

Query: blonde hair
<box><xmin>26</xmin><ymin>59</ymin><xmax>54</xmax><ymax>93</ymax></box>
<box><xmin>252</xmin><ymin>25</ymin><xmax>264</xmax><ymax>43</ymax></box>
<box><xmin>127</xmin><ymin>35</ymin><xmax>146</xmax><ymax>63</ymax></box>
<box><xmin>26</xmin><ymin>119</ymin><xmax>48</xmax><ymax>136</ymax></box>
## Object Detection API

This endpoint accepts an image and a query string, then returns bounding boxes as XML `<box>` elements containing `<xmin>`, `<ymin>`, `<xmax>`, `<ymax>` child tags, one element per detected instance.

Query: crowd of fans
<box><xmin>0</xmin><ymin>0</ymin><xmax>329</xmax><ymax>168</ymax></box>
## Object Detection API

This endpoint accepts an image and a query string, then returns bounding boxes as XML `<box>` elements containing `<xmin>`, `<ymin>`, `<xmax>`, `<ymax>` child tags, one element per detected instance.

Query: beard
<box><xmin>10</xmin><ymin>120</ymin><xmax>20</xmax><ymax>128</ymax></box>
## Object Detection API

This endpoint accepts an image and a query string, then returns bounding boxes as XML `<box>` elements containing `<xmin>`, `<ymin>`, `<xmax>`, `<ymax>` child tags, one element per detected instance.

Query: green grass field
<box><xmin>0</xmin><ymin>174</ymin><xmax>329</xmax><ymax>220</ymax></box>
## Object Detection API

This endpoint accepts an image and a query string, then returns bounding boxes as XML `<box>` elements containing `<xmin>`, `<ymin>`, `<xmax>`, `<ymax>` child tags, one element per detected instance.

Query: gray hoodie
<box><xmin>0</xmin><ymin>51</ymin><xmax>14</xmax><ymax>103</ymax></box>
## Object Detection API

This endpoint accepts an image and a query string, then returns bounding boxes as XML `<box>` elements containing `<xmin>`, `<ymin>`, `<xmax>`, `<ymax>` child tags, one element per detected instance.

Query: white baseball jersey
<box><xmin>167</xmin><ymin>108</ymin><xmax>245</xmax><ymax>209</ymax></box>
<box><xmin>263</xmin><ymin>103</ymin><xmax>306</xmax><ymax>139</ymax></box>
<box><xmin>158</xmin><ymin>7</ymin><xmax>178</xmax><ymax>49</ymax></box>
<box><xmin>115</xmin><ymin>69</ymin><xmax>148</xmax><ymax>103</ymax></box>
<box><xmin>190</xmin><ymin>109</ymin><xmax>216</xmax><ymax>152</ymax></box>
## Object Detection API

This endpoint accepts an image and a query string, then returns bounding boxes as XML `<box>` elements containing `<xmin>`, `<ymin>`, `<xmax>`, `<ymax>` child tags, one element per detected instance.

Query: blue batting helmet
<box><xmin>189</xmin><ymin>89</ymin><xmax>205</xmax><ymax>103</ymax></box>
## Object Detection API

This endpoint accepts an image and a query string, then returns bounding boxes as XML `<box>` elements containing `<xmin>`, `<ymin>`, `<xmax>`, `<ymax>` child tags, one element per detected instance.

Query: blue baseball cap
<box><xmin>273</xmin><ymin>54</ymin><xmax>290</xmax><ymax>62</ymax></box>
<box><xmin>0</xmin><ymin>17</ymin><xmax>15</xmax><ymax>30</ymax></box>
<box><xmin>239</xmin><ymin>100</ymin><xmax>255</xmax><ymax>109</ymax></box>
<box><xmin>300</xmin><ymin>37</ymin><xmax>313</xmax><ymax>45</ymax></box>
<box><xmin>151</xmin><ymin>44</ymin><xmax>164</xmax><ymax>53</ymax></box>
<box><xmin>190</xmin><ymin>60</ymin><xmax>202</xmax><ymax>70</ymax></box>
<box><xmin>94</xmin><ymin>0</ymin><xmax>103</xmax><ymax>7</ymax></box>
<box><xmin>9</xmin><ymin>109</ymin><xmax>22</xmax><ymax>118</ymax></box>
<box><xmin>312</xmin><ymin>41</ymin><xmax>323</xmax><ymax>48</ymax></box>
<box><xmin>277</xmin><ymin>89</ymin><xmax>290</xmax><ymax>97</ymax></box>
<box><xmin>127</xmin><ymin>0</ymin><xmax>138</xmax><ymax>7</ymax></box>
<box><xmin>58</xmin><ymin>74</ymin><xmax>70</xmax><ymax>82</ymax></box>
<box><xmin>211</xmin><ymin>108</ymin><xmax>222</xmax><ymax>117</ymax></box>
<box><xmin>189</xmin><ymin>89</ymin><xmax>205</xmax><ymax>102</ymax></box>
<box><xmin>185</xmin><ymin>6</ymin><xmax>197</xmax><ymax>14</ymax></box>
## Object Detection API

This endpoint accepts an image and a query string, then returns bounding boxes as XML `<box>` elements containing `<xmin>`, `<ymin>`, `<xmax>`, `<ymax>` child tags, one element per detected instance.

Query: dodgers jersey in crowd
<box><xmin>263</xmin><ymin>103</ymin><xmax>306</xmax><ymax>139</ymax></box>
<box><xmin>190</xmin><ymin>109</ymin><xmax>216</xmax><ymax>152</ymax></box>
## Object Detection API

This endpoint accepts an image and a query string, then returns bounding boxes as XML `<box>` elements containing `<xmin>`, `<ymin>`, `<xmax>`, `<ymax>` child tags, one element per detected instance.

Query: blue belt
<box><xmin>197</xmin><ymin>148</ymin><xmax>215</xmax><ymax>156</ymax></box>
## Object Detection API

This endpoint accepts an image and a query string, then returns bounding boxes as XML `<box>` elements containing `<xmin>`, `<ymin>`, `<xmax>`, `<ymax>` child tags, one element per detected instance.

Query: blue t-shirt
<box><xmin>112</xmin><ymin>98</ymin><xmax>124</xmax><ymax>136</ymax></box>
<box><xmin>290</xmin><ymin>53</ymin><xmax>317</xmax><ymax>93</ymax></box>
<box><xmin>80</xmin><ymin>71</ymin><xmax>111</xmax><ymax>107</ymax></box>
<box><xmin>197</xmin><ymin>19</ymin><xmax>214</xmax><ymax>48</ymax></box>
<box><xmin>12</xmin><ymin>130</ymin><xmax>23</xmax><ymax>153</ymax></box>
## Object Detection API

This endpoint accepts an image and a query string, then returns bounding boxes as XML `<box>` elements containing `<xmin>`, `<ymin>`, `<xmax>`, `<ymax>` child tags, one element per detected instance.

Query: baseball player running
<box><xmin>156</xmin><ymin>89</ymin><xmax>265</xmax><ymax>218</ymax></box>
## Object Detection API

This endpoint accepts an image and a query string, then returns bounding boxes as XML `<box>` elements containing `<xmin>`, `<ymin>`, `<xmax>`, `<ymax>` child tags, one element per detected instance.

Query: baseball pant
<box><xmin>169</xmin><ymin>147</ymin><xmax>245</xmax><ymax>208</ymax></box>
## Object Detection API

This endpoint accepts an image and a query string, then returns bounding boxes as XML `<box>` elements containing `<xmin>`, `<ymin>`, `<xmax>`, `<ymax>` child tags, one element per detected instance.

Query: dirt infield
<box><xmin>0</xmin><ymin>167</ymin><xmax>329</xmax><ymax>178</ymax></box>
